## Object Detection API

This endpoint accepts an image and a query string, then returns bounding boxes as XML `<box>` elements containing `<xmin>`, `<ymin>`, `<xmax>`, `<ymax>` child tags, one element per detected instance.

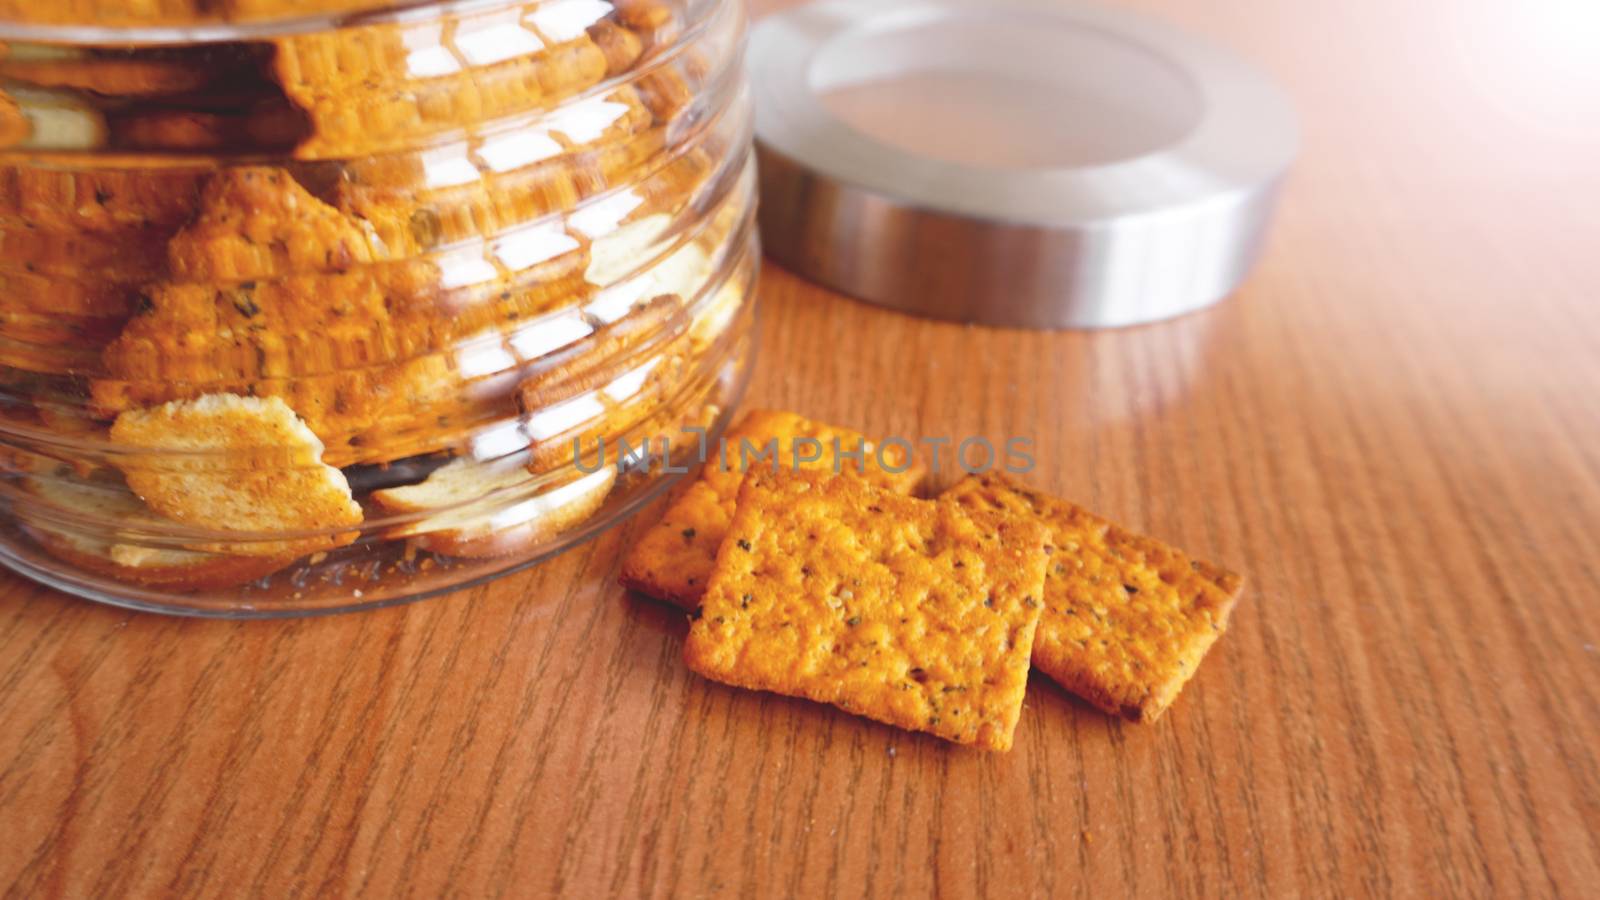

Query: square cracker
<box><xmin>620</xmin><ymin>409</ymin><xmax>925</xmax><ymax>608</ymax></box>
<box><xmin>942</xmin><ymin>472</ymin><xmax>1244</xmax><ymax>723</ymax></box>
<box><xmin>684</xmin><ymin>468</ymin><xmax>1050</xmax><ymax>752</ymax></box>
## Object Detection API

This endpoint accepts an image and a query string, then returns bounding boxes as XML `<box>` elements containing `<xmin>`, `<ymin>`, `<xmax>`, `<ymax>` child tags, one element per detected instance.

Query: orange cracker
<box><xmin>619</xmin><ymin>409</ymin><xmax>925</xmax><ymax>608</ymax></box>
<box><xmin>684</xmin><ymin>468</ymin><xmax>1050</xmax><ymax>751</ymax></box>
<box><xmin>942</xmin><ymin>471</ymin><xmax>1244</xmax><ymax>723</ymax></box>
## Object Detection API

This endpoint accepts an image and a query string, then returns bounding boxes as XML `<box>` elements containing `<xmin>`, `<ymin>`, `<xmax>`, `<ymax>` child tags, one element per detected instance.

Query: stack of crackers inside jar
<box><xmin>0</xmin><ymin>0</ymin><xmax>755</xmax><ymax>592</ymax></box>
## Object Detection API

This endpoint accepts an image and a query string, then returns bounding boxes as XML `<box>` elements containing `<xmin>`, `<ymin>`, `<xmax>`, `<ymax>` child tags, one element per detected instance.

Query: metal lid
<box><xmin>750</xmin><ymin>0</ymin><xmax>1298</xmax><ymax>329</ymax></box>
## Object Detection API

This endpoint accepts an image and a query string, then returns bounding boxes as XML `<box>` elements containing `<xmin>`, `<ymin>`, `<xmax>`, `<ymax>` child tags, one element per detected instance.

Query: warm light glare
<box><xmin>1520</xmin><ymin>0</ymin><xmax>1600</xmax><ymax>77</ymax></box>
<box><xmin>1449</xmin><ymin>0</ymin><xmax>1600</xmax><ymax>144</ymax></box>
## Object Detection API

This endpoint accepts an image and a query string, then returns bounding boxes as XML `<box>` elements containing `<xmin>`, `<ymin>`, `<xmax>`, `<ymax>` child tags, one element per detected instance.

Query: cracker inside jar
<box><xmin>0</xmin><ymin>0</ymin><xmax>757</xmax><ymax>611</ymax></box>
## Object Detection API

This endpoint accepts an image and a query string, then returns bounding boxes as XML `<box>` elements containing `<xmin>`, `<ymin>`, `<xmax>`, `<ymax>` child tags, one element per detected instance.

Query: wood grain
<box><xmin>4</xmin><ymin>0</ymin><xmax>1600</xmax><ymax>895</ymax></box>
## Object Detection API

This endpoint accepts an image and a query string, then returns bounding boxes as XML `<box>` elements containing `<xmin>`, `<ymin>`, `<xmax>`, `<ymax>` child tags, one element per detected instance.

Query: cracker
<box><xmin>583</xmin><ymin>212</ymin><xmax>675</xmax><ymax>290</ymax></box>
<box><xmin>165</xmin><ymin>166</ymin><xmax>382</xmax><ymax>281</ymax></box>
<box><xmin>0</xmin><ymin>84</ymin><xmax>106</xmax><ymax>151</ymax></box>
<box><xmin>109</xmin><ymin>393</ymin><xmax>363</xmax><ymax>557</ymax></box>
<box><xmin>582</xmin><ymin>164</ymin><xmax>746</xmax><ymax>313</ymax></box>
<box><xmin>91</xmin><ymin>261</ymin><xmax>458</xmax><ymax>465</ymax></box>
<box><xmin>0</xmin><ymin>0</ymin><xmax>383</xmax><ymax>26</ymax></box>
<box><xmin>684</xmin><ymin>468</ymin><xmax>1050</xmax><ymax>751</ymax></box>
<box><xmin>90</xmin><ymin>160</ymin><xmax>703</xmax><ymax>467</ymax></box>
<box><xmin>334</xmin><ymin>85</ymin><xmax>658</xmax><ymax>257</ymax></box>
<box><xmin>614</xmin><ymin>0</ymin><xmax>678</xmax><ymax>33</ymax></box>
<box><xmin>0</xmin><ymin>271</ymin><xmax>133</xmax><ymax>353</ymax></box>
<box><xmin>371</xmin><ymin>455</ymin><xmax>616</xmax><ymax>558</ymax></box>
<box><xmin>88</xmin><ymin>166</ymin><xmax>476</xmax><ymax>465</ymax></box>
<box><xmin>0</xmin><ymin>55</ymin><xmax>212</xmax><ymax>97</ymax></box>
<box><xmin>0</xmin><ymin>167</ymin><xmax>204</xmax><ymax>233</ymax></box>
<box><xmin>530</xmin><ymin>348</ymin><xmax>690</xmax><ymax>474</ymax></box>
<box><xmin>0</xmin><ymin>90</ymin><xmax>28</xmax><ymax>148</ymax></box>
<box><xmin>942</xmin><ymin>472</ymin><xmax>1244</xmax><ymax>722</ymax></box>
<box><xmin>18</xmin><ymin>469</ymin><xmax>295</xmax><ymax>590</ymax></box>
<box><xmin>516</xmin><ymin>294</ymin><xmax>687</xmax><ymax>414</ymax></box>
<box><xmin>513</xmin><ymin>293</ymin><xmax>694</xmax><ymax>473</ymax></box>
<box><xmin>0</xmin><ymin>168</ymin><xmax>201</xmax><ymax>342</ymax></box>
<box><xmin>620</xmin><ymin>409</ymin><xmax>926</xmax><ymax>608</ymax></box>
<box><xmin>272</xmin><ymin>10</ymin><xmax>633</xmax><ymax>159</ymax></box>
<box><xmin>588</xmin><ymin>18</ymin><xmax>645</xmax><ymax>76</ymax></box>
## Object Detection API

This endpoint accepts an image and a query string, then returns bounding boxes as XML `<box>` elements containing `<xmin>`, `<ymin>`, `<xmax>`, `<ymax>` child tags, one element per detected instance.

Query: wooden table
<box><xmin>5</xmin><ymin>0</ymin><xmax>1599</xmax><ymax>896</ymax></box>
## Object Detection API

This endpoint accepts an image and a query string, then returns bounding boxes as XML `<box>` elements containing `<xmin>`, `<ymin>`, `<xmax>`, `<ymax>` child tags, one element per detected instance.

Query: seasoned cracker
<box><xmin>0</xmin><ymin>167</ymin><xmax>204</xmax><ymax>233</ymax></box>
<box><xmin>614</xmin><ymin>0</ymin><xmax>678</xmax><ymax>33</ymax></box>
<box><xmin>516</xmin><ymin>294</ymin><xmax>687</xmax><ymax>413</ymax></box>
<box><xmin>91</xmin><ymin>260</ymin><xmax>458</xmax><ymax>464</ymax></box>
<box><xmin>0</xmin><ymin>271</ymin><xmax>134</xmax><ymax>352</ymax></box>
<box><xmin>88</xmin><ymin>166</ymin><xmax>472</xmax><ymax>465</ymax></box>
<box><xmin>165</xmin><ymin>166</ymin><xmax>381</xmax><ymax>281</ymax></box>
<box><xmin>0</xmin><ymin>84</ymin><xmax>106</xmax><ymax>151</ymax></box>
<box><xmin>89</xmin><ymin>160</ymin><xmax>690</xmax><ymax>467</ymax></box>
<box><xmin>588</xmin><ymin>18</ymin><xmax>645</xmax><ymax>76</ymax></box>
<box><xmin>0</xmin><ymin>55</ymin><xmax>213</xmax><ymax>97</ymax></box>
<box><xmin>942</xmin><ymin>472</ymin><xmax>1244</xmax><ymax>722</ymax></box>
<box><xmin>110</xmin><ymin>393</ymin><xmax>363</xmax><ymax>557</ymax></box>
<box><xmin>0</xmin><ymin>90</ymin><xmax>27</xmax><ymax>148</ymax></box>
<box><xmin>0</xmin><ymin>0</ymin><xmax>386</xmax><ymax>26</ymax></box>
<box><xmin>273</xmin><ymin>9</ymin><xmax>637</xmax><ymax>159</ymax></box>
<box><xmin>372</xmin><ymin>455</ymin><xmax>616</xmax><ymax>558</ymax></box>
<box><xmin>18</xmin><ymin>468</ymin><xmax>295</xmax><ymax>590</ymax></box>
<box><xmin>685</xmin><ymin>468</ymin><xmax>1050</xmax><ymax>751</ymax></box>
<box><xmin>334</xmin><ymin>85</ymin><xmax>657</xmax><ymax>258</ymax></box>
<box><xmin>620</xmin><ymin>409</ymin><xmax>926</xmax><ymax>608</ymax></box>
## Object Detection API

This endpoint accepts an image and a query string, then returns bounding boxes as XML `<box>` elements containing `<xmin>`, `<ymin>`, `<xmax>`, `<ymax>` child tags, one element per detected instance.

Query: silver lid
<box><xmin>750</xmin><ymin>0</ymin><xmax>1298</xmax><ymax>329</ymax></box>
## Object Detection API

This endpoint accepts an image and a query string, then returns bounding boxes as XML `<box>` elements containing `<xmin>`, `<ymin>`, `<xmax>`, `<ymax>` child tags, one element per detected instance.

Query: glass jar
<box><xmin>0</xmin><ymin>0</ymin><xmax>757</xmax><ymax>615</ymax></box>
